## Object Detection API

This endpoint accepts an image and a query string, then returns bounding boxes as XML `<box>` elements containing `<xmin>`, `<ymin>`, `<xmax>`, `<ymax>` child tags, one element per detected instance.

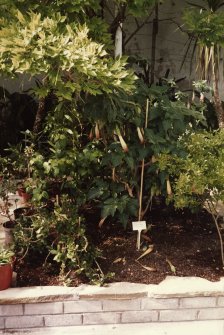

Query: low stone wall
<box><xmin>0</xmin><ymin>277</ymin><xmax>224</xmax><ymax>331</ymax></box>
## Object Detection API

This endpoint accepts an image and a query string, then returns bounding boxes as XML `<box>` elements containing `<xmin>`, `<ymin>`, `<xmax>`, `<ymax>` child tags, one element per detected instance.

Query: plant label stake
<box><xmin>132</xmin><ymin>221</ymin><xmax>146</xmax><ymax>250</ymax></box>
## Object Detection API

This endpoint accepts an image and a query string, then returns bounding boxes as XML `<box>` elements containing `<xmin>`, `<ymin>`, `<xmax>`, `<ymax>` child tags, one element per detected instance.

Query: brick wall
<box><xmin>1</xmin><ymin>295</ymin><xmax>224</xmax><ymax>330</ymax></box>
<box><xmin>0</xmin><ymin>277</ymin><xmax>224</xmax><ymax>331</ymax></box>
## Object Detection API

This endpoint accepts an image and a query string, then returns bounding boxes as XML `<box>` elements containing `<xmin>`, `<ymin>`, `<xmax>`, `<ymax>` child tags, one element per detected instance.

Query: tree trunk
<box><xmin>213</xmin><ymin>76</ymin><xmax>224</xmax><ymax>128</ymax></box>
<box><xmin>109</xmin><ymin>4</ymin><xmax>126</xmax><ymax>42</ymax></box>
<box><xmin>150</xmin><ymin>4</ymin><xmax>159</xmax><ymax>84</ymax></box>
<box><xmin>33</xmin><ymin>97</ymin><xmax>46</xmax><ymax>134</ymax></box>
<box><xmin>115</xmin><ymin>23</ymin><xmax>123</xmax><ymax>58</ymax></box>
<box><xmin>211</xmin><ymin>46</ymin><xmax>224</xmax><ymax>129</ymax></box>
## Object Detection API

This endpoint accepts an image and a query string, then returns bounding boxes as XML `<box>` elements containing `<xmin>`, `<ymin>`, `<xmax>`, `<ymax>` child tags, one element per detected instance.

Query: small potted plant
<box><xmin>0</xmin><ymin>248</ymin><xmax>14</xmax><ymax>290</ymax></box>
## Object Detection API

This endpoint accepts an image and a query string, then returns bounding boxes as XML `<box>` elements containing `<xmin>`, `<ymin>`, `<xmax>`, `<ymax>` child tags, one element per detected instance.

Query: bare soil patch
<box><xmin>15</xmin><ymin>203</ymin><xmax>223</xmax><ymax>287</ymax></box>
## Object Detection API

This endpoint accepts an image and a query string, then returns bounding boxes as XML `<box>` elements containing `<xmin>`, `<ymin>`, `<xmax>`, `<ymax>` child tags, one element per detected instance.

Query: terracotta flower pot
<box><xmin>0</xmin><ymin>263</ymin><xmax>13</xmax><ymax>290</ymax></box>
<box><xmin>21</xmin><ymin>192</ymin><xmax>31</xmax><ymax>203</ymax></box>
<box><xmin>17</xmin><ymin>188</ymin><xmax>31</xmax><ymax>203</ymax></box>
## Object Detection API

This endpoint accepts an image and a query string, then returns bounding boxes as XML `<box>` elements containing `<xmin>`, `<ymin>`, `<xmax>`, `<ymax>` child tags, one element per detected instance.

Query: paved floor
<box><xmin>1</xmin><ymin>321</ymin><xmax>224</xmax><ymax>335</ymax></box>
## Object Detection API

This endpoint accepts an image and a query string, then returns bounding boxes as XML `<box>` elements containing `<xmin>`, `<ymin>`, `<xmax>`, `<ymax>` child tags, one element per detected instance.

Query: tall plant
<box><xmin>0</xmin><ymin>11</ymin><xmax>136</xmax><ymax>129</ymax></box>
<box><xmin>0</xmin><ymin>0</ymin><xmax>160</xmax><ymax>133</ymax></box>
<box><xmin>0</xmin><ymin>8</ymin><xmax>137</xmax><ymax>278</ymax></box>
<box><xmin>183</xmin><ymin>0</ymin><xmax>224</xmax><ymax>128</ymax></box>
<box><xmin>83</xmin><ymin>81</ymin><xmax>206</xmax><ymax>225</ymax></box>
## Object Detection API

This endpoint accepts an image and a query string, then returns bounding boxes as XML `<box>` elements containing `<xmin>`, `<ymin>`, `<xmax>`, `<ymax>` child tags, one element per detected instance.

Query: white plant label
<box><xmin>132</xmin><ymin>221</ymin><xmax>146</xmax><ymax>250</ymax></box>
<box><xmin>132</xmin><ymin>221</ymin><xmax>146</xmax><ymax>231</ymax></box>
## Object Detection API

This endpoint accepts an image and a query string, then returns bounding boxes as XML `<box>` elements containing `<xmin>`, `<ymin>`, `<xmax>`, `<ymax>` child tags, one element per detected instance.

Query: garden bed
<box><xmin>14</xmin><ymin>204</ymin><xmax>223</xmax><ymax>287</ymax></box>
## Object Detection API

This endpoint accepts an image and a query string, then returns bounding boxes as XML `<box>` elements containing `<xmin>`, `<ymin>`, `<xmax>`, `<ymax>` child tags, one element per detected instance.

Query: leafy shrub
<box><xmin>158</xmin><ymin>129</ymin><xmax>224</xmax><ymax>267</ymax></box>
<box><xmin>14</xmin><ymin>196</ymin><xmax>106</xmax><ymax>284</ymax></box>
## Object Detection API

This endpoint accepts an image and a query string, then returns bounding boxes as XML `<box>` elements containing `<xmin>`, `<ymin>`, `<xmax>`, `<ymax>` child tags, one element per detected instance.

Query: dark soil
<box><xmin>15</xmin><ymin>203</ymin><xmax>224</xmax><ymax>287</ymax></box>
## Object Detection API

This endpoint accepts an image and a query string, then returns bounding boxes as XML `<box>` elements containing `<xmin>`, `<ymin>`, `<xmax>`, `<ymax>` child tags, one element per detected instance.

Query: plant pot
<box><xmin>21</xmin><ymin>192</ymin><xmax>31</xmax><ymax>203</ymax></box>
<box><xmin>0</xmin><ymin>263</ymin><xmax>13</xmax><ymax>290</ymax></box>
<box><xmin>14</xmin><ymin>207</ymin><xmax>33</xmax><ymax>229</ymax></box>
<box><xmin>3</xmin><ymin>221</ymin><xmax>17</xmax><ymax>247</ymax></box>
<box><xmin>17</xmin><ymin>187</ymin><xmax>31</xmax><ymax>203</ymax></box>
<box><xmin>14</xmin><ymin>207</ymin><xmax>33</xmax><ymax>220</ymax></box>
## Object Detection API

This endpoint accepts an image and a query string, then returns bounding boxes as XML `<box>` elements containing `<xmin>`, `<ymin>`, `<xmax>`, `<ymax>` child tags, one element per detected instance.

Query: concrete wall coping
<box><xmin>1</xmin><ymin>276</ymin><xmax>224</xmax><ymax>304</ymax></box>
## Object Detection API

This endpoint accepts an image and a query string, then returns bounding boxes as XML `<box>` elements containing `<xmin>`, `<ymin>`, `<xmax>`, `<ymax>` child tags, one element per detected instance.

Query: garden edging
<box><xmin>0</xmin><ymin>276</ymin><xmax>224</xmax><ymax>331</ymax></box>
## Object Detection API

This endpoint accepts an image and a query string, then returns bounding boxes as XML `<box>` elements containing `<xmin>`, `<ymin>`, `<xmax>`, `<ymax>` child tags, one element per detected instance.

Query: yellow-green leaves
<box><xmin>17</xmin><ymin>10</ymin><xmax>26</xmax><ymax>24</ymax></box>
<box><xmin>0</xmin><ymin>11</ymin><xmax>136</xmax><ymax>98</ymax></box>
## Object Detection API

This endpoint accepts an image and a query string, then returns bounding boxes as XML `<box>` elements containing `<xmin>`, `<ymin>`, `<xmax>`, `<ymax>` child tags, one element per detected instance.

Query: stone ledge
<box><xmin>0</xmin><ymin>287</ymin><xmax>79</xmax><ymax>304</ymax></box>
<box><xmin>1</xmin><ymin>276</ymin><xmax>224</xmax><ymax>304</ymax></box>
<box><xmin>78</xmin><ymin>282</ymin><xmax>150</xmax><ymax>300</ymax></box>
<box><xmin>150</xmin><ymin>276</ymin><xmax>224</xmax><ymax>298</ymax></box>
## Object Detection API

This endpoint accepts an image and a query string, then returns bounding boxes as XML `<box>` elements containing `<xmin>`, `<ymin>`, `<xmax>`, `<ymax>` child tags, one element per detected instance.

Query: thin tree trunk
<box><xmin>33</xmin><ymin>97</ymin><xmax>46</xmax><ymax>134</ymax></box>
<box><xmin>213</xmin><ymin>76</ymin><xmax>224</xmax><ymax>128</ymax></box>
<box><xmin>211</xmin><ymin>46</ymin><xmax>224</xmax><ymax>128</ymax></box>
<box><xmin>115</xmin><ymin>23</ymin><xmax>123</xmax><ymax>58</ymax></box>
<box><xmin>150</xmin><ymin>4</ymin><xmax>158</xmax><ymax>84</ymax></box>
<box><xmin>100</xmin><ymin>0</ymin><xmax>104</xmax><ymax>18</ymax></box>
<box><xmin>109</xmin><ymin>4</ymin><xmax>126</xmax><ymax>42</ymax></box>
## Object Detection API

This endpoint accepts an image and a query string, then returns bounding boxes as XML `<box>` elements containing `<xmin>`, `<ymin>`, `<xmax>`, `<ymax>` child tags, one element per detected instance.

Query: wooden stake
<box><xmin>138</xmin><ymin>99</ymin><xmax>149</xmax><ymax>221</ymax></box>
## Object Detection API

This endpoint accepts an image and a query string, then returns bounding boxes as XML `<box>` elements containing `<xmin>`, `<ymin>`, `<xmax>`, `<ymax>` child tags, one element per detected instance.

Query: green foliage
<box><xmin>183</xmin><ymin>0</ymin><xmax>224</xmax><ymax>130</ymax></box>
<box><xmin>0</xmin><ymin>0</ymin><xmax>100</xmax><ymax>21</ymax></box>
<box><xmin>14</xmin><ymin>197</ymin><xmax>100</xmax><ymax>282</ymax></box>
<box><xmin>0</xmin><ymin>248</ymin><xmax>14</xmax><ymax>265</ymax></box>
<box><xmin>115</xmin><ymin>0</ymin><xmax>158</xmax><ymax>16</ymax></box>
<box><xmin>0</xmin><ymin>4</ymin><xmax>136</xmax><ymax>281</ymax></box>
<box><xmin>0</xmin><ymin>0</ymin><xmax>158</xmax><ymax>48</ymax></box>
<box><xmin>158</xmin><ymin>129</ymin><xmax>224</xmax><ymax>266</ymax></box>
<box><xmin>183</xmin><ymin>8</ymin><xmax>224</xmax><ymax>47</ymax></box>
<box><xmin>187</xmin><ymin>0</ymin><xmax>224</xmax><ymax>12</ymax></box>
<box><xmin>0</xmin><ymin>75</ymin><xmax>207</xmax><ymax>281</ymax></box>
<box><xmin>0</xmin><ymin>11</ymin><xmax>135</xmax><ymax>97</ymax></box>
<box><xmin>83</xmin><ymin>81</ymin><xmax>206</xmax><ymax>223</ymax></box>
<box><xmin>158</xmin><ymin>130</ymin><xmax>224</xmax><ymax>209</ymax></box>
<box><xmin>144</xmin><ymin>84</ymin><xmax>206</xmax><ymax>154</ymax></box>
<box><xmin>1</xmin><ymin>0</ymin><xmax>213</xmax><ymax>279</ymax></box>
<box><xmin>1</xmin><ymin>77</ymin><xmax>204</xmax><ymax>232</ymax></box>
